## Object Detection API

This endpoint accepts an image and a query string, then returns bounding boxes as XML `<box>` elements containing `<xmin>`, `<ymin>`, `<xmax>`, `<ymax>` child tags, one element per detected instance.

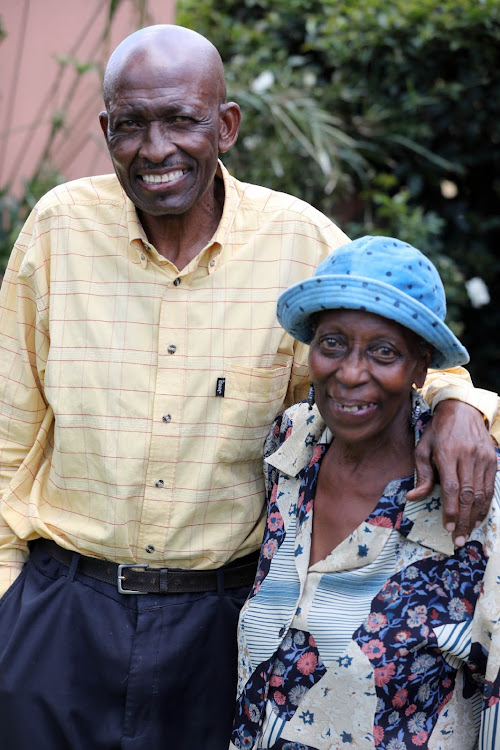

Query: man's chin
<box><xmin>136</xmin><ymin>201</ymin><xmax>191</xmax><ymax>218</ymax></box>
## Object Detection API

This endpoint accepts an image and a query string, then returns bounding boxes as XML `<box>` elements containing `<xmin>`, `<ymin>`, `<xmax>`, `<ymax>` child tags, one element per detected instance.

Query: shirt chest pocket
<box><xmin>216</xmin><ymin>364</ymin><xmax>292</xmax><ymax>464</ymax></box>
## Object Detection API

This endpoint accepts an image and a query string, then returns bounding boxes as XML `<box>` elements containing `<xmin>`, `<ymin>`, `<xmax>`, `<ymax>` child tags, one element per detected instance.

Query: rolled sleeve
<box><xmin>421</xmin><ymin>367</ymin><xmax>499</xmax><ymax>442</ymax></box>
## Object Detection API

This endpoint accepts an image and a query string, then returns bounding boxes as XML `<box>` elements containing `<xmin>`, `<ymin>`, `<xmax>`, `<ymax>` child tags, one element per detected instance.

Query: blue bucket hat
<box><xmin>277</xmin><ymin>235</ymin><xmax>469</xmax><ymax>369</ymax></box>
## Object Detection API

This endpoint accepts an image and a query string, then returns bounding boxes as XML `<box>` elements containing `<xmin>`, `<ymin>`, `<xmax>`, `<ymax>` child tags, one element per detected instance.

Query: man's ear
<box><xmin>218</xmin><ymin>102</ymin><xmax>241</xmax><ymax>153</ymax></box>
<box><xmin>99</xmin><ymin>111</ymin><xmax>109</xmax><ymax>142</ymax></box>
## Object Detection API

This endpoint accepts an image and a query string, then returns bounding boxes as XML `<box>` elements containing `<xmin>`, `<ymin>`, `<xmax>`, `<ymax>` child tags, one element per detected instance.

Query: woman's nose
<box><xmin>335</xmin><ymin>350</ymin><xmax>369</xmax><ymax>386</ymax></box>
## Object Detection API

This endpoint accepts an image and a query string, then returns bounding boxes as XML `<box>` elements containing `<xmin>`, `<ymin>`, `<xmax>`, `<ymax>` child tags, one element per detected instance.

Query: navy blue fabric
<box><xmin>0</xmin><ymin>542</ymin><xmax>252</xmax><ymax>750</ymax></box>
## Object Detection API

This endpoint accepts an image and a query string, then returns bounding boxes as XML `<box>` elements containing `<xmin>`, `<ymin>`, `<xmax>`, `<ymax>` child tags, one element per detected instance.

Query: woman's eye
<box><xmin>372</xmin><ymin>345</ymin><xmax>397</xmax><ymax>360</ymax></box>
<box><xmin>319</xmin><ymin>336</ymin><xmax>344</xmax><ymax>351</ymax></box>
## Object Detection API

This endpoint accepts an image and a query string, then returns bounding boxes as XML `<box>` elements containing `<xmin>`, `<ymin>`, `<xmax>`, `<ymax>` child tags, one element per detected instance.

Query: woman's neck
<box><xmin>309</xmin><ymin>417</ymin><xmax>415</xmax><ymax>567</ymax></box>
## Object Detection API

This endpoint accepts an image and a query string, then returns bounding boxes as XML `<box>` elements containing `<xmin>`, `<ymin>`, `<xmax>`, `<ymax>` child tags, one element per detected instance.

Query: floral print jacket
<box><xmin>230</xmin><ymin>395</ymin><xmax>500</xmax><ymax>750</ymax></box>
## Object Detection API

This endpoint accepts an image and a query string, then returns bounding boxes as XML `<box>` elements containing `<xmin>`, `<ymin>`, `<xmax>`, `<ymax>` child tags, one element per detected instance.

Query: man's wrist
<box><xmin>430</xmin><ymin>386</ymin><xmax>497</xmax><ymax>428</ymax></box>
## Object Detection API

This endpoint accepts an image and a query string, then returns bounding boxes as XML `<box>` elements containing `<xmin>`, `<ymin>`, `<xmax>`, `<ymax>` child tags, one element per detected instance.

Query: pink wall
<box><xmin>0</xmin><ymin>0</ymin><xmax>176</xmax><ymax>195</ymax></box>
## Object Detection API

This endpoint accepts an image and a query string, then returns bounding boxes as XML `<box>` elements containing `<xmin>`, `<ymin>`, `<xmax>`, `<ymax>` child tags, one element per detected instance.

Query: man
<box><xmin>0</xmin><ymin>24</ymin><xmax>497</xmax><ymax>750</ymax></box>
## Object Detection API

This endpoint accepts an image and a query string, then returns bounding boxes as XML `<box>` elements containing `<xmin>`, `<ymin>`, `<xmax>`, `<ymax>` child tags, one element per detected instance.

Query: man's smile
<box><xmin>139</xmin><ymin>169</ymin><xmax>188</xmax><ymax>185</ymax></box>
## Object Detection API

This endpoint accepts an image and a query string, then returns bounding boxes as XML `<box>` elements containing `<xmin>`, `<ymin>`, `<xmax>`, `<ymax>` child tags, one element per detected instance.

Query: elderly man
<box><xmin>0</xmin><ymin>24</ymin><xmax>497</xmax><ymax>750</ymax></box>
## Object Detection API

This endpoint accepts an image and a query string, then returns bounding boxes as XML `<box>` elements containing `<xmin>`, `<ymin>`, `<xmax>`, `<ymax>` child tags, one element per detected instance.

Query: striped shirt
<box><xmin>0</xmin><ymin>163</ymin><xmax>497</xmax><ymax>596</ymax></box>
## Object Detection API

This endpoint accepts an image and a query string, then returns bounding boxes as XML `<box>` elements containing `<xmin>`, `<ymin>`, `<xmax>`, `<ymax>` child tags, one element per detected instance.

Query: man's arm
<box><xmin>408</xmin><ymin>367</ymin><xmax>498</xmax><ymax>546</ymax></box>
<box><xmin>0</xmin><ymin>209</ymin><xmax>50</xmax><ymax>596</ymax></box>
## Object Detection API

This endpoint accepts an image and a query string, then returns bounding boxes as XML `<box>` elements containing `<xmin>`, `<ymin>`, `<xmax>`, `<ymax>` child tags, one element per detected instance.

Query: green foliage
<box><xmin>0</xmin><ymin>169</ymin><xmax>66</xmax><ymax>274</ymax></box>
<box><xmin>177</xmin><ymin>0</ymin><xmax>500</xmax><ymax>387</ymax></box>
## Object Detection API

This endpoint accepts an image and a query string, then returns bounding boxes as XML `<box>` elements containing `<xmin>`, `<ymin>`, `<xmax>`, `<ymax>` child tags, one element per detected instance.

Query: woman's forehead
<box><xmin>313</xmin><ymin>309</ymin><xmax>420</xmax><ymax>344</ymax></box>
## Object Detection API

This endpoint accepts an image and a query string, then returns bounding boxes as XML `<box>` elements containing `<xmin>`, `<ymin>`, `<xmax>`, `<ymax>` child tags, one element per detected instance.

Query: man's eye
<box><xmin>117</xmin><ymin>120</ymin><xmax>139</xmax><ymax>130</ymax></box>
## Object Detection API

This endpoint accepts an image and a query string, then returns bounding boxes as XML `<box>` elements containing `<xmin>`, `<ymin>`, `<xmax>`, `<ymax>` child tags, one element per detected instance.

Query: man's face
<box><xmin>100</xmin><ymin>56</ymin><xmax>230</xmax><ymax>218</ymax></box>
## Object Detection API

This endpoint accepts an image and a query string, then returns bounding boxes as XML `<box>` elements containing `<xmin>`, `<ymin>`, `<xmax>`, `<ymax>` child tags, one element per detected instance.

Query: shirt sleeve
<box><xmin>284</xmin><ymin>340</ymin><xmax>311</xmax><ymax>407</ymax></box>
<box><xmin>420</xmin><ymin>367</ymin><xmax>500</xmax><ymax>444</ymax></box>
<box><xmin>0</xmin><ymin>208</ymin><xmax>50</xmax><ymax>596</ymax></box>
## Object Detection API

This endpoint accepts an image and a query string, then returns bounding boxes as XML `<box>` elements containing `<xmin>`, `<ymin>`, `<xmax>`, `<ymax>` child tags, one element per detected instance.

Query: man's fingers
<box><xmin>406</xmin><ymin>475</ymin><xmax>434</xmax><ymax>502</ymax></box>
<box><xmin>469</xmin><ymin>490</ymin><xmax>488</xmax><ymax>529</ymax></box>
<box><xmin>408</xmin><ymin>429</ymin><xmax>435</xmax><ymax>501</ymax></box>
<box><xmin>468</xmin><ymin>456</ymin><xmax>496</xmax><ymax>528</ymax></box>
<box><xmin>436</xmin><ymin>473</ymin><xmax>459</xmax><ymax>533</ymax></box>
<box><xmin>446</xmin><ymin>484</ymin><xmax>474</xmax><ymax>546</ymax></box>
<box><xmin>408</xmin><ymin>400</ymin><xmax>497</xmax><ymax>547</ymax></box>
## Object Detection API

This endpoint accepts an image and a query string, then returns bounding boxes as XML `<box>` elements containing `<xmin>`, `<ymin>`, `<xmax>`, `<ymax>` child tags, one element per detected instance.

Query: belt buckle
<box><xmin>117</xmin><ymin>563</ymin><xmax>149</xmax><ymax>594</ymax></box>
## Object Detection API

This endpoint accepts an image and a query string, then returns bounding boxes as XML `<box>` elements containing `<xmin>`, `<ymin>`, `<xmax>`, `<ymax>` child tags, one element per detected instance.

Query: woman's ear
<box><xmin>413</xmin><ymin>346</ymin><xmax>433</xmax><ymax>389</ymax></box>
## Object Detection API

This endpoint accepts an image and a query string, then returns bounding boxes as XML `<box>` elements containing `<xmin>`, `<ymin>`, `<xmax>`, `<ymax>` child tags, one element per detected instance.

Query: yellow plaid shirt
<box><xmin>0</xmin><ymin>163</ymin><xmax>497</xmax><ymax>595</ymax></box>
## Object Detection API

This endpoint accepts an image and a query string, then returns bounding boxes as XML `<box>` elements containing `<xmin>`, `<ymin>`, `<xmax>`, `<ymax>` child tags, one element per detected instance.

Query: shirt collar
<box><xmin>209</xmin><ymin>161</ymin><xmax>241</xmax><ymax>252</ymax></box>
<box><xmin>265</xmin><ymin>404</ymin><xmax>328</xmax><ymax>477</ymax></box>
<box><xmin>124</xmin><ymin>160</ymin><xmax>240</xmax><ymax>268</ymax></box>
<box><xmin>265</xmin><ymin>394</ymin><xmax>455</xmax><ymax>556</ymax></box>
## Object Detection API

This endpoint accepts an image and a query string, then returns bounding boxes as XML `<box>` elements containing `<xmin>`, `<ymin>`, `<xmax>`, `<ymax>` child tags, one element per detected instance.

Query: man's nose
<box><xmin>139</xmin><ymin>122</ymin><xmax>177</xmax><ymax>163</ymax></box>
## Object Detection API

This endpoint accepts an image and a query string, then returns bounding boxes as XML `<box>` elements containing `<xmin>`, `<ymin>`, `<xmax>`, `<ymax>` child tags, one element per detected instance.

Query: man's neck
<box><xmin>138</xmin><ymin>179</ymin><xmax>225</xmax><ymax>271</ymax></box>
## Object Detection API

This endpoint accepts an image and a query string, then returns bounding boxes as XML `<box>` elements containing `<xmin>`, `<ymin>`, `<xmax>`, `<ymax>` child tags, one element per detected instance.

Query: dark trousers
<box><xmin>0</xmin><ymin>542</ymin><xmax>252</xmax><ymax>750</ymax></box>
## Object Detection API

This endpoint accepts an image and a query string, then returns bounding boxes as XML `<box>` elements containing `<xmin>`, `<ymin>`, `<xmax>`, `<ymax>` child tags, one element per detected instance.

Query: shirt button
<box><xmin>155</xmin><ymin>479</ymin><xmax>164</xmax><ymax>488</ymax></box>
<box><xmin>145</xmin><ymin>545</ymin><xmax>155</xmax><ymax>554</ymax></box>
<box><xmin>173</xmin><ymin>278</ymin><xmax>181</xmax><ymax>286</ymax></box>
<box><xmin>162</xmin><ymin>414</ymin><xmax>172</xmax><ymax>423</ymax></box>
<box><xmin>167</xmin><ymin>344</ymin><xmax>176</xmax><ymax>354</ymax></box>
<box><xmin>140</xmin><ymin>253</ymin><xmax>146</xmax><ymax>261</ymax></box>
<box><xmin>209</xmin><ymin>259</ymin><xmax>216</xmax><ymax>267</ymax></box>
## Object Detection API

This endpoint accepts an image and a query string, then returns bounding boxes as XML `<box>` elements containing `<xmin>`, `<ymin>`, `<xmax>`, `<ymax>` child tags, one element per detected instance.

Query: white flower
<box><xmin>251</xmin><ymin>71</ymin><xmax>274</xmax><ymax>93</ymax></box>
<box><xmin>242</xmin><ymin>135</ymin><xmax>262</xmax><ymax>151</ymax></box>
<box><xmin>303</xmin><ymin>71</ymin><xmax>316</xmax><ymax>87</ymax></box>
<box><xmin>440</xmin><ymin>179</ymin><xmax>458</xmax><ymax>199</ymax></box>
<box><xmin>465</xmin><ymin>277</ymin><xmax>490</xmax><ymax>308</ymax></box>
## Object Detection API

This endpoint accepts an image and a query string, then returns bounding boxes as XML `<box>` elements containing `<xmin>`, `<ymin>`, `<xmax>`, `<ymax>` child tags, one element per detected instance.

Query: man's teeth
<box><xmin>339</xmin><ymin>403</ymin><xmax>374</xmax><ymax>412</ymax></box>
<box><xmin>142</xmin><ymin>170</ymin><xmax>185</xmax><ymax>184</ymax></box>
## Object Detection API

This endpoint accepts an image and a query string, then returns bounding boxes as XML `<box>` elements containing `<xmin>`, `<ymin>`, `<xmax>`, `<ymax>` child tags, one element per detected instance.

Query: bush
<box><xmin>177</xmin><ymin>0</ymin><xmax>500</xmax><ymax>388</ymax></box>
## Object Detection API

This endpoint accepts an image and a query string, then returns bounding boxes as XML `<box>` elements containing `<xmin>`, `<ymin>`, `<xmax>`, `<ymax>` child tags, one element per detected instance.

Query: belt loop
<box><xmin>216</xmin><ymin>567</ymin><xmax>225</xmax><ymax>597</ymax></box>
<box><xmin>66</xmin><ymin>552</ymin><xmax>80</xmax><ymax>582</ymax></box>
<box><xmin>159</xmin><ymin>569</ymin><xmax>169</xmax><ymax>594</ymax></box>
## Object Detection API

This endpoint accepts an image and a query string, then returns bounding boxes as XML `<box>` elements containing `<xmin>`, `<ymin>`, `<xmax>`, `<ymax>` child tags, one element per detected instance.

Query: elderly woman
<box><xmin>230</xmin><ymin>236</ymin><xmax>500</xmax><ymax>750</ymax></box>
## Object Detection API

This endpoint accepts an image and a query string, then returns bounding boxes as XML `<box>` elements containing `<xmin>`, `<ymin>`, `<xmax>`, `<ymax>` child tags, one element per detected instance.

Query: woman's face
<box><xmin>308</xmin><ymin>309</ymin><xmax>430</xmax><ymax>446</ymax></box>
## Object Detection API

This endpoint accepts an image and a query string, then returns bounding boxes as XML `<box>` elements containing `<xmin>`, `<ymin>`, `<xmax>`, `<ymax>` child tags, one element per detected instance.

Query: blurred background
<box><xmin>0</xmin><ymin>0</ymin><xmax>499</xmax><ymax>389</ymax></box>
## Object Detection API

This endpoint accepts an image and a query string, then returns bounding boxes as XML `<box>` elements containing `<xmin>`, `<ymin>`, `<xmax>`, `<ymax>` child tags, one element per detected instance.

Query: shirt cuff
<box><xmin>428</xmin><ymin>386</ymin><xmax>499</xmax><ymax>428</ymax></box>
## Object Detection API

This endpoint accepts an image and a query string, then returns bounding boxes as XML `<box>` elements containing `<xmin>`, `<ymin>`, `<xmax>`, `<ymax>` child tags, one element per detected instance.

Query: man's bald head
<box><xmin>102</xmin><ymin>25</ymin><xmax>227</xmax><ymax>108</ymax></box>
<box><xmin>98</xmin><ymin>23</ymin><xmax>241</xmax><ymax>224</ymax></box>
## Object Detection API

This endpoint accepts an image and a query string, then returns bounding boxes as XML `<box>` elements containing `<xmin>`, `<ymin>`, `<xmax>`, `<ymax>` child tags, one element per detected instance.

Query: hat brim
<box><xmin>277</xmin><ymin>274</ymin><xmax>469</xmax><ymax>370</ymax></box>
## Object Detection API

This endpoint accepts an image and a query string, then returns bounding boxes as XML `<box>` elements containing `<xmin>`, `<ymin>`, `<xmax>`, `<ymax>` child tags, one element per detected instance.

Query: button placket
<box><xmin>137</xmin><ymin>285</ymin><xmax>186</xmax><ymax>556</ymax></box>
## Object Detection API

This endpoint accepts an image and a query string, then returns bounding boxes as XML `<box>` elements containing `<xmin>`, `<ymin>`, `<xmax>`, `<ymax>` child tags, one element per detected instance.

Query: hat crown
<box><xmin>315</xmin><ymin>236</ymin><xmax>446</xmax><ymax>321</ymax></box>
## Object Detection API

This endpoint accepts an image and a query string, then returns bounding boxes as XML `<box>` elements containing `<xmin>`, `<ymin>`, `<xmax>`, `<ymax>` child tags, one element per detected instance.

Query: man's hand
<box><xmin>407</xmin><ymin>399</ymin><xmax>497</xmax><ymax>546</ymax></box>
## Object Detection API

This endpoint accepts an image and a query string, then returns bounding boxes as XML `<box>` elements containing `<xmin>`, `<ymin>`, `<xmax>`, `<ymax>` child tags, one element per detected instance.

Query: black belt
<box><xmin>36</xmin><ymin>539</ymin><xmax>259</xmax><ymax>595</ymax></box>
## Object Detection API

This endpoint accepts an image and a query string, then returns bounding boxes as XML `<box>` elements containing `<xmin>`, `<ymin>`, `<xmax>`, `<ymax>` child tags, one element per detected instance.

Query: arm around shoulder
<box><xmin>421</xmin><ymin>366</ymin><xmax>499</xmax><ymax>439</ymax></box>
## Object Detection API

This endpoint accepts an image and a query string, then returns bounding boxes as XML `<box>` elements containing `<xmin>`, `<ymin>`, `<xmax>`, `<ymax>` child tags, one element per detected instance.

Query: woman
<box><xmin>231</xmin><ymin>236</ymin><xmax>500</xmax><ymax>750</ymax></box>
